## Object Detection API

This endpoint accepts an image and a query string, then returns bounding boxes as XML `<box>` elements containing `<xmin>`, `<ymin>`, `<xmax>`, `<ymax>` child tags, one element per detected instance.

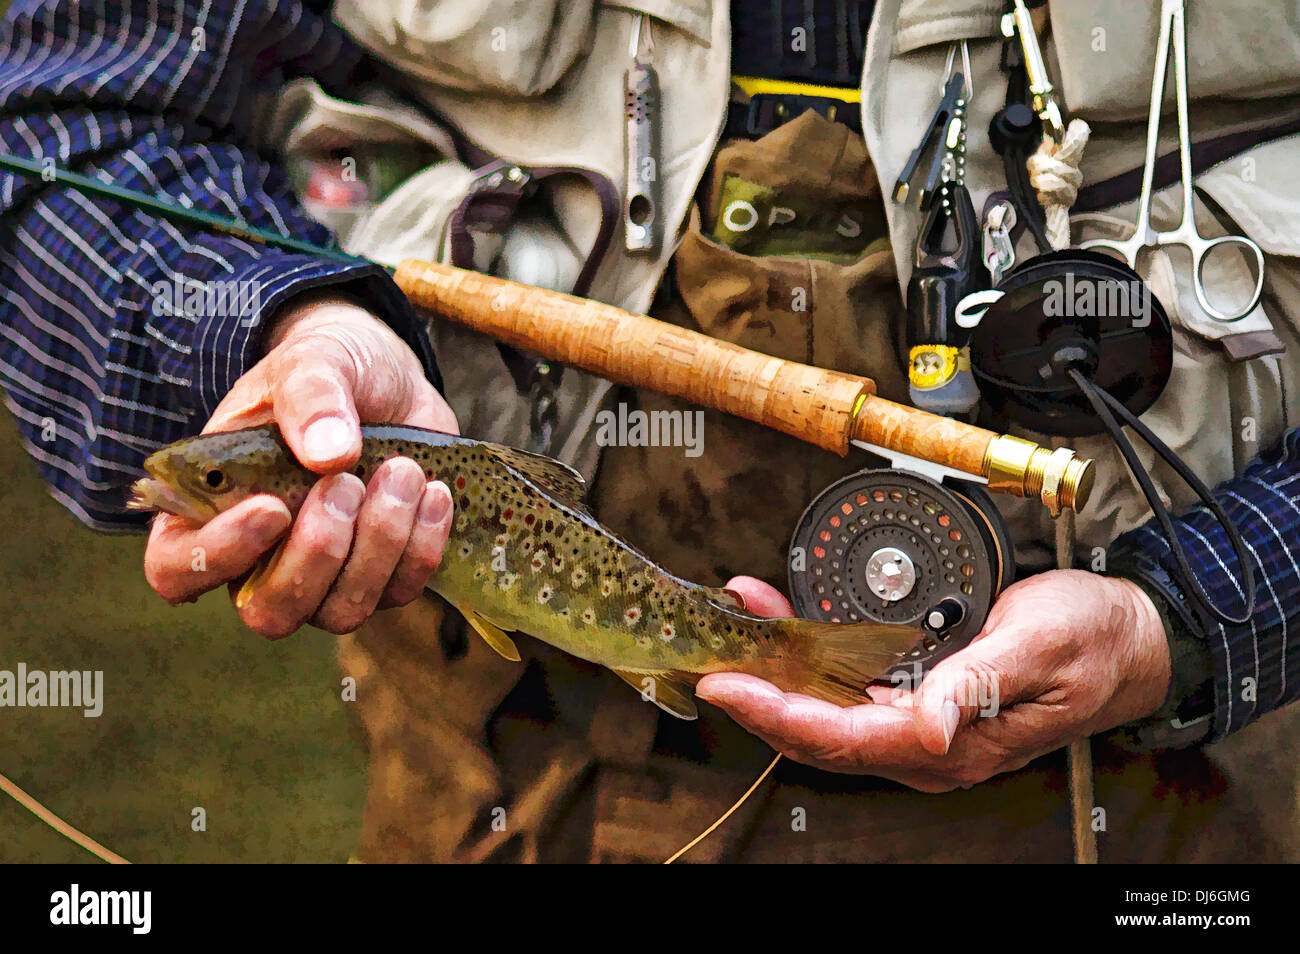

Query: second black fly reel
<box><xmin>788</xmin><ymin>468</ymin><xmax>1013</xmax><ymax>682</ymax></box>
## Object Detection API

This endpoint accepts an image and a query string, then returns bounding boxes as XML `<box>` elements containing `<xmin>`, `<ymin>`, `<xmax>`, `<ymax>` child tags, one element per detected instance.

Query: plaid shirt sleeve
<box><xmin>0</xmin><ymin>0</ymin><xmax>442</xmax><ymax>531</ymax></box>
<box><xmin>1109</xmin><ymin>426</ymin><xmax>1300</xmax><ymax>742</ymax></box>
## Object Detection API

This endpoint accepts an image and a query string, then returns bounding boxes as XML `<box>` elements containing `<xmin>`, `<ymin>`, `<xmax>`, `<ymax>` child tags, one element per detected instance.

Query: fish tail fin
<box><xmin>772</xmin><ymin>618</ymin><xmax>923</xmax><ymax>706</ymax></box>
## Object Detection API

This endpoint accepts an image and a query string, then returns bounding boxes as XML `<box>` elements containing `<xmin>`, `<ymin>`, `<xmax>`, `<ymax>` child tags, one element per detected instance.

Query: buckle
<box><xmin>743</xmin><ymin>93</ymin><xmax>860</xmax><ymax>138</ymax></box>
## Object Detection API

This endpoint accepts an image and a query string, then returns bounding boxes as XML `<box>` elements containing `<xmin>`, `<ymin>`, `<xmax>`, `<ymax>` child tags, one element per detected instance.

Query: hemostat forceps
<box><xmin>1081</xmin><ymin>0</ymin><xmax>1265</xmax><ymax>323</ymax></box>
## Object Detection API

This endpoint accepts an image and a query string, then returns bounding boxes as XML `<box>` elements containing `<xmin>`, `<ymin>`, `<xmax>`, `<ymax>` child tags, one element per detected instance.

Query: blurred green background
<box><xmin>0</xmin><ymin>409</ymin><xmax>367</xmax><ymax>863</ymax></box>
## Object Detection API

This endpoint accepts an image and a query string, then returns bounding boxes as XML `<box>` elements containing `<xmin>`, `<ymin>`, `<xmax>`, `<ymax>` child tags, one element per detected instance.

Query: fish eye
<box><xmin>203</xmin><ymin>468</ymin><xmax>227</xmax><ymax>490</ymax></box>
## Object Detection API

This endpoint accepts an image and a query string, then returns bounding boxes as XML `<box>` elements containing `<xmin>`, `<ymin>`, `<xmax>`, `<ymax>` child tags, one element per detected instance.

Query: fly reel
<box><xmin>788</xmin><ymin>468</ymin><xmax>1013</xmax><ymax>681</ymax></box>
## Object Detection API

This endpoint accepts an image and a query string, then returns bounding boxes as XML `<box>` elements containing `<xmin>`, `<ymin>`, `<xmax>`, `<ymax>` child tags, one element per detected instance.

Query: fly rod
<box><xmin>393</xmin><ymin>261</ymin><xmax>1094</xmax><ymax>514</ymax></box>
<box><xmin>0</xmin><ymin>152</ymin><xmax>357</xmax><ymax>260</ymax></box>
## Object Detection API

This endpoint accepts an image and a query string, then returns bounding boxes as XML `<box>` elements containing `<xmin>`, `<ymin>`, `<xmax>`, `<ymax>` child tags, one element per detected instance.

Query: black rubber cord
<box><xmin>1067</xmin><ymin>367</ymin><xmax>1257</xmax><ymax>627</ymax></box>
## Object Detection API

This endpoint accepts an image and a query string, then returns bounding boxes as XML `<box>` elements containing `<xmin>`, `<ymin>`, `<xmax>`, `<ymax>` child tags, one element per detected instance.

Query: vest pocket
<box><xmin>1050</xmin><ymin>1</ymin><xmax>1300</xmax><ymax>121</ymax></box>
<box><xmin>331</xmin><ymin>0</ymin><xmax>600</xmax><ymax>98</ymax></box>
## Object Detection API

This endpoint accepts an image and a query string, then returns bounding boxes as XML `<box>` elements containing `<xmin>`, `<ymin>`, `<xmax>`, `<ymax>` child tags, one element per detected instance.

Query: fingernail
<box><xmin>941</xmin><ymin>700</ymin><xmax>961</xmax><ymax>753</ymax></box>
<box><xmin>693</xmin><ymin>677</ymin><xmax>728</xmax><ymax>705</ymax></box>
<box><xmin>322</xmin><ymin>475</ymin><xmax>364</xmax><ymax>521</ymax></box>
<box><xmin>380</xmin><ymin>463</ymin><xmax>424</xmax><ymax>507</ymax></box>
<box><xmin>302</xmin><ymin>416</ymin><xmax>352</xmax><ymax>463</ymax></box>
<box><xmin>419</xmin><ymin>480</ymin><xmax>452</xmax><ymax>526</ymax></box>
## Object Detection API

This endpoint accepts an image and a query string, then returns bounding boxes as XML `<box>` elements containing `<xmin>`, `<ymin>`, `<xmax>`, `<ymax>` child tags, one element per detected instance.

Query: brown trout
<box><xmin>129</xmin><ymin>424</ymin><xmax>921</xmax><ymax>719</ymax></box>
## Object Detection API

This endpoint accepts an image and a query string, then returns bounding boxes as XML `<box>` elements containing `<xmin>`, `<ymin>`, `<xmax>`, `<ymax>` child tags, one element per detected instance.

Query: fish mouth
<box><xmin>127</xmin><ymin>476</ymin><xmax>216</xmax><ymax>524</ymax></box>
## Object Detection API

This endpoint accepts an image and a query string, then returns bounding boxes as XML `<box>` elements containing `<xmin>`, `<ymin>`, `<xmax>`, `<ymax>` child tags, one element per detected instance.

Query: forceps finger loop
<box><xmin>1190</xmin><ymin>235</ymin><xmax>1267</xmax><ymax>323</ymax></box>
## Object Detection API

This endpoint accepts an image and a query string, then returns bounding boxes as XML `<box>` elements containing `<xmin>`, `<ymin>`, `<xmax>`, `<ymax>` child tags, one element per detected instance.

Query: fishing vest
<box><xmin>273</xmin><ymin>0</ymin><xmax>1300</xmax><ymax>861</ymax></box>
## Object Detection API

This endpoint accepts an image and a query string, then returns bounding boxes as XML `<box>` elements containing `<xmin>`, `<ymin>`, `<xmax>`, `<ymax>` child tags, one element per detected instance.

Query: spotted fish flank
<box><xmin>129</xmin><ymin>424</ymin><xmax>924</xmax><ymax>720</ymax></box>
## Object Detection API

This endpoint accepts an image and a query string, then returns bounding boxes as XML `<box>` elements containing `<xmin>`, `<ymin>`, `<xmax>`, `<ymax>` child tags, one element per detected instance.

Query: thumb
<box><xmin>912</xmin><ymin>633</ymin><xmax>1028</xmax><ymax>756</ymax></box>
<box><xmin>722</xmin><ymin>575</ymin><xmax>794</xmax><ymax>618</ymax></box>
<box><xmin>269</xmin><ymin>340</ymin><xmax>363</xmax><ymax>473</ymax></box>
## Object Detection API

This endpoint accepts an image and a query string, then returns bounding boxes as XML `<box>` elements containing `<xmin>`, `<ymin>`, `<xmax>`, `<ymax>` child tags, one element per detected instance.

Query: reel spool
<box><xmin>788</xmin><ymin>468</ymin><xmax>1014</xmax><ymax>681</ymax></box>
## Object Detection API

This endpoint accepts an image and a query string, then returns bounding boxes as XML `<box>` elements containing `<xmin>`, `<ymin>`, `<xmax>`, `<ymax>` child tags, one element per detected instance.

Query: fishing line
<box><xmin>0</xmin><ymin>152</ymin><xmax>356</xmax><ymax>262</ymax></box>
<box><xmin>0</xmin><ymin>770</ymin><xmax>131</xmax><ymax>864</ymax></box>
<box><xmin>663</xmin><ymin>752</ymin><xmax>781</xmax><ymax>864</ymax></box>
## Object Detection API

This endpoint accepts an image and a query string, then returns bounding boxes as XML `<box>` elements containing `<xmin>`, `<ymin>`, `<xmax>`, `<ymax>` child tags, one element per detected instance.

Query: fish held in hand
<box><xmin>130</xmin><ymin>424</ymin><xmax>922</xmax><ymax>718</ymax></box>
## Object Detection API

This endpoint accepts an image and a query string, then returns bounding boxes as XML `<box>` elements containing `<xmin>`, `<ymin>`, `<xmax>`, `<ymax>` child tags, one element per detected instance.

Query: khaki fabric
<box><xmin>332</xmin><ymin>0</ymin><xmax>730</xmax><ymax>318</ymax></box>
<box><xmin>1048</xmin><ymin>2</ymin><xmax>1300</xmax><ymax>118</ymax></box>
<box><xmin>265</xmin><ymin>79</ymin><xmax>617</xmax><ymax>476</ymax></box>
<box><xmin>893</xmin><ymin>0</ymin><xmax>1300</xmax><ymax>117</ymax></box>
<box><xmin>333</xmin><ymin>1</ymin><xmax>601</xmax><ymax>98</ymax></box>
<box><xmin>268</xmin><ymin>1</ymin><xmax>732</xmax><ymax>476</ymax></box>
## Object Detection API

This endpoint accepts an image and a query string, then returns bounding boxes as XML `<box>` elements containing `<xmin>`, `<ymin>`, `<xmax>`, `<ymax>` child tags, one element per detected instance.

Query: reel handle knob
<box><xmin>926</xmin><ymin>597</ymin><xmax>968</xmax><ymax>632</ymax></box>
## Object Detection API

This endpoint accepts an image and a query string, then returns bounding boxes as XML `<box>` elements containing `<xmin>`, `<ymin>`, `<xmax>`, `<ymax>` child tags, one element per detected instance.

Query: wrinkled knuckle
<box><xmin>300</xmin><ymin>523</ymin><xmax>352</xmax><ymax>562</ymax></box>
<box><xmin>964</xmin><ymin>657</ymin><xmax>1005</xmax><ymax>686</ymax></box>
<box><xmin>280</xmin><ymin>333</ymin><xmax>348</xmax><ymax>368</ymax></box>
<box><xmin>961</xmin><ymin>659</ymin><xmax>1009</xmax><ymax>703</ymax></box>
<box><xmin>296</xmin><ymin>522</ymin><xmax>331</xmax><ymax>552</ymax></box>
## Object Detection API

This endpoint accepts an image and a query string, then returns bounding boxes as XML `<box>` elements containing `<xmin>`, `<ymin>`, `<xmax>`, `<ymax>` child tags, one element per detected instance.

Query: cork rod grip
<box><xmin>853</xmin><ymin>395</ymin><xmax>997</xmax><ymax>476</ymax></box>
<box><xmin>395</xmin><ymin>260</ymin><xmax>872</xmax><ymax>455</ymax></box>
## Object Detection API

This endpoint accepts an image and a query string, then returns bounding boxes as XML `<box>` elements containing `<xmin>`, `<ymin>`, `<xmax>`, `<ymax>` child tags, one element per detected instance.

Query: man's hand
<box><xmin>143</xmin><ymin>296</ymin><xmax>459</xmax><ymax>639</ymax></box>
<box><xmin>699</xmin><ymin>570</ymin><xmax>1172</xmax><ymax>792</ymax></box>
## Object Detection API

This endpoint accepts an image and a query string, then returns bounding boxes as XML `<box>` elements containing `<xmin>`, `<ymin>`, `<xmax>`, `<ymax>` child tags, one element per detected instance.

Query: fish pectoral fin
<box><xmin>234</xmin><ymin>538</ymin><xmax>289</xmax><ymax>610</ymax></box>
<box><xmin>611</xmin><ymin>668</ymin><xmax>699</xmax><ymax>721</ymax></box>
<box><xmin>465</xmin><ymin>610</ymin><xmax>522</xmax><ymax>663</ymax></box>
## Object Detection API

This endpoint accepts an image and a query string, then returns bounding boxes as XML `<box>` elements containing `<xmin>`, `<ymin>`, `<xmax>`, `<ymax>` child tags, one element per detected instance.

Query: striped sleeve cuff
<box><xmin>1107</xmin><ymin>436</ymin><xmax>1300</xmax><ymax>741</ymax></box>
